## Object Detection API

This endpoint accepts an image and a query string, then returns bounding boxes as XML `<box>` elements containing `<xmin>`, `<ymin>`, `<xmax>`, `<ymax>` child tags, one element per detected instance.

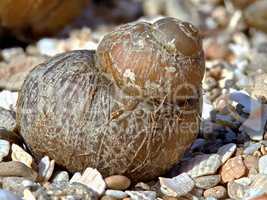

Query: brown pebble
<box><xmin>105</xmin><ymin>175</ymin><xmax>131</xmax><ymax>190</ymax></box>
<box><xmin>122</xmin><ymin>198</ymin><xmax>131</xmax><ymax>200</ymax></box>
<box><xmin>163</xmin><ymin>196</ymin><xmax>178</xmax><ymax>200</ymax></box>
<box><xmin>220</xmin><ymin>156</ymin><xmax>246</xmax><ymax>183</ymax></box>
<box><xmin>0</xmin><ymin>161</ymin><xmax>37</xmax><ymax>180</ymax></box>
<box><xmin>101</xmin><ymin>195</ymin><xmax>118</xmax><ymax>200</ymax></box>
<box><xmin>203</xmin><ymin>186</ymin><xmax>227</xmax><ymax>199</ymax></box>
<box><xmin>243</xmin><ymin>155</ymin><xmax>259</xmax><ymax>172</ymax></box>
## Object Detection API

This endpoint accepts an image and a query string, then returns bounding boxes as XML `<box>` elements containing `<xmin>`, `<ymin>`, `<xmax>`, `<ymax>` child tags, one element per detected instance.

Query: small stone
<box><xmin>23</xmin><ymin>189</ymin><xmax>36</xmax><ymax>200</ymax></box>
<box><xmin>0</xmin><ymin>139</ymin><xmax>10</xmax><ymax>161</ymax></box>
<box><xmin>100</xmin><ymin>195</ymin><xmax>117</xmax><ymax>200</ymax></box>
<box><xmin>40</xmin><ymin>182</ymin><xmax>97</xmax><ymax>200</ymax></box>
<box><xmin>38</xmin><ymin>156</ymin><xmax>55</xmax><ymax>182</ymax></box>
<box><xmin>243</xmin><ymin>155</ymin><xmax>259</xmax><ymax>173</ymax></box>
<box><xmin>244</xmin><ymin>143</ymin><xmax>261</xmax><ymax>155</ymax></box>
<box><xmin>258</xmin><ymin>155</ymin><xmax>267</xmax><ymax>174</ymax></box>
<box><xmin>70</xmin><ymin>172</ymin><xmax>82</xmax><ymax>183</ymax></box>
<box><xmin>0</xmin><ymin>189</ymin><xmax>20</xmax><ymax>200</ymax></box>
<box><xmin>11</xmin><ymin>144</ymin><xmax>33</xmax><ymax>168</ymax></box>
<box><xmin>0</xmin><ymin>161</ymin><xmax>37</xmax><ymax>180</ymax></box>
<box><xmin>234</xmin><ymin>177</ymin><xmax>252</xmax><ymax>186</ymax></box>
<box><xmin>217</xmin><ymin>143</ymin><xmax>237</xmax><ymax>163</ymax></box>
<box><xmin>105</xmin><ymin>190</ymin><xmax>128</xmax><ymax>199</ymax></box>
<box><xmin>159</xmin><ymin>173</ymin><xmax>195</xmax><ymax>197</ymax></box>
<box><xmin>203</xmin><ymin>186</ymin><xmax>227</xmax><ymax>199</ymax></box>
<box><xmin>194</xmin><ymin>175</ymin><xmax>221</xmax><ymax>189</ymax></box>
<box><xmin>52</xmin><ymin>171</ymin><xmax>69</xmax><ymax>183</ymax></box>
<box><xmin>2</xmin><ymin>177</ymin><xmax>33</xmax><ymax>197</ymax></box>
<box><xmin>135</xmin><ymin>182</ymin><xmax>150</xmax><ymax>191</ymax></box>
<box><xmin>179</xmin><ymin>154</ymin><xmax>222</xmax><ymax>178</ymax></box>
<box><xmin>0</xmin><ymin>107</ymin><xmax>16</xmax><ymax>131</ymax></box>
<box><xmin>227</xmin><ymin>181</ymin><xmax>246</xmax><ymax>200</ymax></box>
<box><xmin>75</xmin><ymin>167</ymin><xmax>106</xmax><ymax>196</ymax></box>
<box><xmin>220</xmin><ymin>156</ymin><xmax>247</xmax><ymax>183</ymax></box>
<box><xmin>105</xmin><ymin>175</ymin><xmax>131</xmax><ymax>190</ymax></box>
<box><xmin>125</xmin><ymin>191</ymin><xmax>156</xmax><ymax>200</ymax></box>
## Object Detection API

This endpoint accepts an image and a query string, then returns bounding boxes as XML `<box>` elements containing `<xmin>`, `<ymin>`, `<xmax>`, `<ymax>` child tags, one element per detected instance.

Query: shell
<box><xmin>38</xmin><ymin>156</ymin><xmax>55</xmax><ymax>182</ymax></box>
<box><xmin>97</xmin><ymin>17</ymin><xmax>204</xmax><ymax>100</ymax></box>
<box><xmin>0</xmin><ymin>0</ymin><xmax>89</xmax><ymax>40</ymax></box>
<box><xmin>74</xmin><ymin>167</ymin><xmax>106</xmax><ymax>196</ymax></box>
<box><xmin>125</xmin><ymin>191</ymin><xmax>156</xmax><ymax>200</ymax></box>
<box><xmin>16</xmin><ymin>18</ymin><xmax>204</xmax><ymax>182</ymax></box>
<box><xmin>11</xmin><ymin>144</ymin><xmax>33</xmax><ymax>168</ymax></box>
<box><xmin>179</xmin><ymin>154</ymin><xmax>222</xmax><ymax>178</ymax></box>
<box><xmin>159</xmin><ymin>173</ymin><xmax>195</xmax><ymax>197</ymax></box>
<box><xmin>217</xmin><ymin>143</ymin><xmax>237</xmax><ymax>163</ymax></box>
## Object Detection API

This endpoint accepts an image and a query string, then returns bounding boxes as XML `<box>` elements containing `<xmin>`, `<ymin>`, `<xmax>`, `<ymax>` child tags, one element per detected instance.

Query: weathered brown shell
<box><xmin>97</xmin><ymin>17</ymin><xmax>204</xmax><ymax>100</ymax></box>
<box><xmin>0</xmin><ymin>0</ymin><xmax>88</xmax><ymax>40</ymax></box>
<box><xmin>16</xmin><ymin>18</ymin><xmax>204</xmax><ymax>182</ymax></box>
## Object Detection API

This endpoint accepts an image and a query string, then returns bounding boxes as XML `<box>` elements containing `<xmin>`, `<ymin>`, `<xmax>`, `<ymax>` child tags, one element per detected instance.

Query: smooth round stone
<box><xmin>105</xmin><ymin>190</ymin><xmax>128</xmax><ymax>199</ymax></box>
<box><xmin>105</xmin><ymin>175</ymin><xmax>131</xmax><ymax>190</ymax></box>
<box><xmin>194</xmin><ymin>175</ymin><xmax>221</xmax><ymax>189</ymax></box>
<box><xmin>52</xmin><ymin>171</ymin><xmax>69</xmax><ymax>183</ymax></box>
<box><xmin>203</xmin><ymin>186</ymin><xmax>227</xmax><ymax>199</ymax></box>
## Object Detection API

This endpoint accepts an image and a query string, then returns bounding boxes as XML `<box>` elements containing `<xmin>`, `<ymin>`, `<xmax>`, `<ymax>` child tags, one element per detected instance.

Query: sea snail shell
<box><xmin>16</xmin><ymin>17</ymin><xmax>205</xmax><ymax>181</ymax></box>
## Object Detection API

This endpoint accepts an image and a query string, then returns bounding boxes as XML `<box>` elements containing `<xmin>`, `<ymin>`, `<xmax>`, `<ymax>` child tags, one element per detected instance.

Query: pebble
<box><xmin>234</xmin><ymin>177</ymin><xmax>252</xmax><ymax>186</ymax></box>
<box><xmin>0</xmin><ymin>107</ymin><xmax>16</xmax><ymax>131</ymax></box>
<box><xmin>243</xmin><ymin>155</ymin><xmax>259</xmax><ymax>173</ymax></box>
<box><xmin>0</xmin><ymin>161</ymin><xmax>37</xmax><ymax>180</ymax></box>
<box><xmin>227</xmin><ymin>181</ymin><xmax>246</xmax><ymax>200</ymax></box>
<box><xmin>244</xmin><ymin>143</ymin><xmax>262</xmax><ymax>155</ymax></box>
<box><xmin>11</xmin><ymin>144</ymin><xmax>33</xmax><ymax>168</ymax></box>
<box><xmin>23</xmin><ymin>189</ymin><xmax>36</xmax><ymax>200</ymax></box>
<box><xmin>159</xmin><ymin>173</ymin><xmax>195</xmax><ymax>197</ymax></box>
<box><xmin>100</xmin><ymin>195</ymin><xmax>117</xmax><ymax>200</ymax></box>
<box><xmin>258</xmin><ymin>155</ymin><xmax>267</xmax><ymax>174</ymax></box>
<box><xmin>105</xmin><ymin>175</ymin><xmax>131</xmax><ymax>190</ymax></box>
<box><xmin>179</xmin><ymin>154</ymin><xmax>222</xmax><ymax>178</ymax></box>
<box><xmin>217</xmin><ymin>143</ymin><xmax>237</xmax><ymax>163</ymax></box>
<box><xmin>2</xmin><ymin>177</ymin><xmax>33</xmax><ymax>197</ymax></box>
<box><xmin>75</xmin><ymin>167</ymin><xmax>106</xmax><ymax>196</ymax></box>
<box><xmin>194</xmin><ymin>175</ymin><xmax>221</xmax><ymax>189</ymax></box>
<box><xmin>203</xmin><ymin>186</ymin><xmax>227</xmax><ymax>199</ymax></box>
<box><xmin>220</xmin><ymin>156</ymin><xmax>247</xmax><ymax>183</ymax></box>
<box><xmin>52</xmin><ymin>171</ymin><xmax>69</xmax><ymax>183</ymax></box>
<box><xmin>105</xmin><ymin>189</ymin><xmax>128</xmax><ymax>199</ymax></box>
<box><xmin>249</xmin><ymin>173</ymin><xmax>267</xmax><ymax>193</ymax></box>
<box><xmin>70</xmin><ymin>172</ymin><xmax>82</xmax><ymax>183</ymax></box>
<box><xmin>135</xmin><ymin>182</ymin><xmax>150</xmax><ymax>191</ymax></box>
<box><xmin>125</xmin><ymin>191</ymin><xmax>156</xmax><ymax>200</ymax></box>
<box><xmin>38</xmin><ymin>156</ymin><xmax>55</xmax><ymax>181</ymax></box>
<box><xmin>0</xmin><ymin>189</ymin><xmax>20</xmax><ymax>200</ymax></box>
<box><xmin>0</xmin><ymin>139</ymin><xmax>10</xmax><ymax>161</ymax></box>
<box><xmin>39</xmin><ymin>182</ymin><xmax>97</xmax><ymax>200</ymax></box>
